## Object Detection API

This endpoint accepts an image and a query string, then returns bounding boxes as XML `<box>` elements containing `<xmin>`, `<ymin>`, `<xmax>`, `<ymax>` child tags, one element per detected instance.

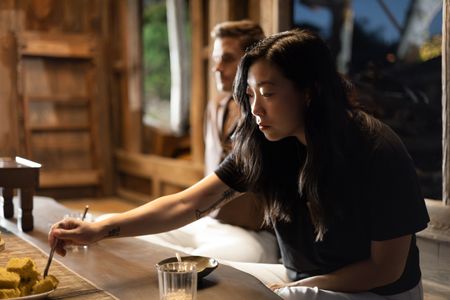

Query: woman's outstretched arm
<box><xmin>48</xmin><ymin>173</ymin><xmax>239</xmax><ymax>256</ymax></box>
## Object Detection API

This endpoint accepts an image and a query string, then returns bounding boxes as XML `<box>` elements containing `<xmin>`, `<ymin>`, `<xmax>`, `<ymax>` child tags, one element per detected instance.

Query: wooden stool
<box><xmin>0</xmin><ymin>157</ymin><xmax>41</xmax><ymax>231</ymax></box>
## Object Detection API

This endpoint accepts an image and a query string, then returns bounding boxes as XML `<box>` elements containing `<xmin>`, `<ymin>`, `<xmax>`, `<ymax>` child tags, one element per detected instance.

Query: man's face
<box><xmin>211</xmin><ymin>37</ymin><xmax>245</xmax><ymax>92</ymax></box>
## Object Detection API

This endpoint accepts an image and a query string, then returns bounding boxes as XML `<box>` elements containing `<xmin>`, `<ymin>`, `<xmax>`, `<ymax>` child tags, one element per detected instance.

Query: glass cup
<box><xmin>157</xmin><ymin>262</ymin><xmax>197</xmax><ymax>300</ymax></box>
<box><xmin>63</xmin><ymin>212</ymin><xmax>94</xmax><ymax>252</ymax></box>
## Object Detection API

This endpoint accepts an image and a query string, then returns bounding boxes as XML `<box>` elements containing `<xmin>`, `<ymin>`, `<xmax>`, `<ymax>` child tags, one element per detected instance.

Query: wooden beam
<box><xmin>92</xmin><ymin>0</ymin><xmax>115</xmax><ymax>195</ymax></box>
<box><xmin>443</xmin><ymin>0</ymin><xmax>449</xmax><ymax>205</ymax></box>
<box><xmin>118</xmin><ymin>0</ymin><xmax>143</xmax><ymax>153</ymax></box>
<box><xmin>257</xmin><ymin>0</ymin><xmax>292</xmax><ymax>36</ymax></box>
<box><xmin>40</xmin><ymin>170</ymin><xmax>100</xmax><ymax>188</ymax></box>
<box><xmin>18</xmin><ymin>32</ymin><xmax>95</xmax><ymax>58</ymax></box>
<box><xmin>0</xmin><ymin>1</ymin><xmax>20</xmax><ymax>157</ymax></box>
<box><xmin>116</xmin><ymin>149</ymin><xmax>204</xmax><ymax>188</ymax></box>
<box><xmin>190</xmin><ymin>0</ymin><xmax>207</xmax><ymax>164</ymax></box>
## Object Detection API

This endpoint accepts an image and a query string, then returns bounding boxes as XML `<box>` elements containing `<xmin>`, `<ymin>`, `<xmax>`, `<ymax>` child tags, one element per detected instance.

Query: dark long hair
<box><xmin>232</xmin><ymin>29</ymin><xmax>374</xmax><ymax>240</ymax></box>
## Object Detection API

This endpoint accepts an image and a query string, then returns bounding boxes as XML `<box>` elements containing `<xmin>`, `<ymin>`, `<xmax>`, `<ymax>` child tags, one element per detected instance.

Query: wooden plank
<box><xmin>258</xmin><ymin>0</ymin><xmax>275</xmax><ymax>36</ymax></box>
<box><xmin>23</xmin><ymin>58</ymin><xmax>90</xmax><ymax>97</ymax></box>
<box><xmin>27</xmin><ymin>95</ymin><xmax>89</xmax><ymax>104</ymax></box>
<box><xmin>19</xmin><ymin>32</ymin><xmax>95</xmax><ymax>58</ymax></box>
<box><xmin>443</xmin><ymin>0</ymin><xmax>449</xmax><ymax>205</ymax></box>
<box><xmin>29</xmin><ymin>124</ymin><xmax>90</xmax><ymax>131</ymax></box>
<box><xmin>116</xmin><ymin>149</ymin><xmax>204</xmax><ymax>188</ymax></box>
<box><xmin>190</xmin><ymin>0</ymin><xmax>207</xmax><ymax>164</ymax></box>
<box><xmin>40</xmin><ymin>170</ymin><xmax>100</xmax><ymax>188</ymax></box>
<box><xmin>31</xmin><ymin>131</ymin><xmax>93</xmax><ymax>170</ymax></box>
<box><xmin>248</xmin><ymin>0</ymin><xmax>261</xmax><ymax>24</ymax></box>
<box><xmin>256</xmin><ymin>0</ymin><xmax>292</xmax><ymax>36</ymax></box>
<box><xmin>117</xmin><ymin>0</ymin><xmax>142</xmax><ymax>153</ymax></box>
<box><xmin>0</xmin><ymin>1</ymin><xmax>20</xmax><ymax>157</ymax></box>
<box><xmin>90</xmin><ymin>0</ymin><xmax>115</xmax><ymax>196</ymax></box>
<box><xmin>274</xmin><ymin>0</ymin><xmax>292</xmax><ymax>32</ymax></box>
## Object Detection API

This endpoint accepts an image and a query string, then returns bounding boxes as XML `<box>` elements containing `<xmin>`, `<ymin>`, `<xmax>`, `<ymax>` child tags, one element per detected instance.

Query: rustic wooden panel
<box><xmin>30</xmin><ymin>131</ymin><xmax>92</xmax><ymax>170</ymax></box>
<box><xmin>20</xmin><ymin>0</ymin><xmax>101</xmax><ymax>33</ymax></box>
<box><xmin>0</xmin><ymin>1</ymin><xmax>20</xmax><ymax>156</ymax></box>
<box><xmin>248</xmin><ymin>0</ymin><xmax>261</xmax><ymax>24</ymax></box>
<box><xmin>28</xmin><ymin>101</ymin><xmax>89</xmax><ymax>128</ymax></box>
<box><xmin>23</xmin><ymin>58</ymin><xmax>89</xmax><ymax>97</ymax></box>
<box><xmin>40</xmin><ymin>170</ymin><xmax>99</xmax><ymax>187</ymax></box>
<box><xmin>116</xmin><ymin>150</ymin><xmax>204</xmax><ymax>188</ymax></box>
<box><xmin>255</xmin><ymin>0</ymin><xmax>292</xmax><ymax>36</ymax></box>
<box><xmin>116</xmin><ymin>0</ymin><xmax>142</xmax><ymax>153</ymax></box>
<box><xmin>118</xmin><ymin>173</ymin><xmax>152</xmax><ymax>196</ymax></box>
<box><xmin>19</xmin><ymin>32</ymin><xmax>95</xmax><ymax>58</ymax></box>
<box><xmin>0</xmin><ymin>0</ymin><xmax>115</xmax><ymax>196</ymax></box>
<box><xmin>190</xmin><ymin>0</ymin><xmax>208</xmax><ymax>164</ymax></box>
<box><xmin>90</xmin><ymin>0</ymin><xmax>114</xmax><ymax>195</ymax></box>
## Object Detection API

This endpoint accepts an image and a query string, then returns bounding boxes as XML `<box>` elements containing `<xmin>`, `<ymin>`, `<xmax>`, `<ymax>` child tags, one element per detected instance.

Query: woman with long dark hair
<box><xmin>49</xmin><ymin>29</ymin><xmax>429</xmax><ymax>299</ymax></box>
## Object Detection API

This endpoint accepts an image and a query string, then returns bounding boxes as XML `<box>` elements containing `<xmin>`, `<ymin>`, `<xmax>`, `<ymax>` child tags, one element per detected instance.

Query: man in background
<box><xmin>101</xmin><ymin>20</ymin><xmax>278</xmax><ymax>263</ymax></box>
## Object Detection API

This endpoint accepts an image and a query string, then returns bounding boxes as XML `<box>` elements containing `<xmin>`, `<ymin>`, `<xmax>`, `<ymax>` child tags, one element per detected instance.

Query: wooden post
<box><xmin>0</xmin><ymin>1</ymin><xmax>20</xmax><ymax>157</ymax></box>
<box><xmin>443</xmin><ymin>0</ymin><xmax>450</xmax><ymax>205</ymax></box>
<box><xmin>257</xmin><ymin>0</ymin><xmax>292</xmax><ymax>36</ymax></box>
<box><xmin>118</xmin><ymin>0</ymin><xmax>143</xmax><ymax>153</ymax></box>
<box><xmin>190</xmin><ymin>0</ymin><xmax>207</xmax><ymax>164</ymax></box>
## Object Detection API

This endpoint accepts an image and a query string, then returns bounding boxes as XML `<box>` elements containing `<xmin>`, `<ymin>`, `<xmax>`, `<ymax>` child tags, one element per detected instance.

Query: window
<box><xmin>142</xmin><ymin>0</ymin><xmax>191</xmax><ymax>134</ymax></box>
<box><xmin>293</xmin><ymin>0</ymin><xmax>443</xmax><ymax>199</ymax></box>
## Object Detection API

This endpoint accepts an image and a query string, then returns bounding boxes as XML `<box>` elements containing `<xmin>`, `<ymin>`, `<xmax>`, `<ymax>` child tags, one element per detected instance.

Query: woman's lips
<box><xmin>258</xmin><ymin>124</ymin><xmax>270</xmax><ymax>130</ymax></box>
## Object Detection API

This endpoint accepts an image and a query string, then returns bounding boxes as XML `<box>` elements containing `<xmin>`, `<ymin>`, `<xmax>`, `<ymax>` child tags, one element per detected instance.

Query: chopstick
<box><xmin>81</xmin><ymin>205</ymin><xmax>89</xmax><ymax>221</ymax></box>
<box><xmin>43</xmin><ymin>238</ymin><xmax>57</xmax><ymax>278</ymax></box>
<box><xmin>44</xmin><ymin>205</ymin><xmax>89</xmax><ymax>278</ymax></box>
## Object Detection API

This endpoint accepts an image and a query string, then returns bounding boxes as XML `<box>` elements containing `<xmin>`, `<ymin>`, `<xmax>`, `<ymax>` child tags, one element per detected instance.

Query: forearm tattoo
<box><xmin>195</xmin><ymin>189</ymin><xmax>236</xmax><ymax>220</ymax></box>
<box><xmin>105</xmin><ymin>226</ymin><xmax>121</xmax><ymax>238</ymax></box>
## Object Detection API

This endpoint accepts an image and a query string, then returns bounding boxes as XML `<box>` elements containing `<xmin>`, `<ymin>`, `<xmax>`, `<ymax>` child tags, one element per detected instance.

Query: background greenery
<box><xmin>142</xmin><ymin>0</ymin><xmax>171</xmax><ymax>101</ymax></box>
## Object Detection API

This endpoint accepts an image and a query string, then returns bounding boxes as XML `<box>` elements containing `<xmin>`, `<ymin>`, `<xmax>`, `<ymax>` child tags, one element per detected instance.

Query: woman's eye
<box><xmin>261</xmin><ymin>92</ymin><xmax>273</xmax><ymax>97</ymax></box>
<box><xmin>246</xmin><ymin>93</ymin><xmax>254</xmax><ymax>99</ymax></box>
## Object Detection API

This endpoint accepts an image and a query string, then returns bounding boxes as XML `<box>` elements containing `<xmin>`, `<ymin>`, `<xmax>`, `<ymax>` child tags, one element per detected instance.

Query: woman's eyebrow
<box><xmin>246</xmin><ymin>80</ymin><xmax>276</xmax><ymax>86</ymax></box>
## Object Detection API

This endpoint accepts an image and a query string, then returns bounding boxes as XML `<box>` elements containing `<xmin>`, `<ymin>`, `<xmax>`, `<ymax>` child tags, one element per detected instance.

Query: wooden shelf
<box><xmin>19</xmin><ymin>32</ymin><xmax>95</xmax><ymax>59</ymax></box>
<box><xmin>29</xmin><ymin>124</ymin><xmax>90</xmax><ymax>132</ymax></box>
<box><xmin>26</xmin><ymin>95</ymin><xmax>89</xmax><ymax>104</ymax></box>
<box><xmin>40</xmin><ymin>170</ymin><xmax>100</xmax><ymax>188</ymax></box>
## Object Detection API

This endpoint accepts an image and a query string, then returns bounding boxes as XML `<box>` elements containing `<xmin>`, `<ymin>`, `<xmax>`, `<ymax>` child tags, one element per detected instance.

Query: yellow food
<box><xmin>6</xmin><ymin>257</ymin><xmax>40</xmax><ymax>281</ymax></box>
<box><xmin>32</xmin><ymin>275</ymin><xmax>58</xmax><ymax>294</ymax></box>
<box><xmin>18</xmin><ymin>279</ymin><xmax>36</xmax><ymax>296</ymax></box>
<box><xmin>0</xmin><ymin>288</ymin><xmax>20</xmax><ymax>299</ymax></box>
<box><xmin>0</xmin><ymin>257</ymin><xmax>58</xmax><ymax>298</ymax></box>
<box><xmin>0</xmin><ymin>268</ymin><xmax>20</xmax><ymax>289</ymax></box>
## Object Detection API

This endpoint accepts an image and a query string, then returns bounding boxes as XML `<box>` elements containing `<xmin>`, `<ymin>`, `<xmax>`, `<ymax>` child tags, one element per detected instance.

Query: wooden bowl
<box><xmin>156</xmin><ymin>255</ymin><xmax>219</xmax><ymax>279</ymax></box>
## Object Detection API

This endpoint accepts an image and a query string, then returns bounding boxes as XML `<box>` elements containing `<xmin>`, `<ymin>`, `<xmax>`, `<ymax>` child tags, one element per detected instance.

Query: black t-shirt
<box><xmin>215</xmin><ymin>116</ymin><xmax>429</xmax><ymax>295</ymax></box>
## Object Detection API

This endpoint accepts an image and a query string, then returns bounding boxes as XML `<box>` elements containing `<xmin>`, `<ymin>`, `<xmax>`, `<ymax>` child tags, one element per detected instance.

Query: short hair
<box><xmin>211</xmin><ymin>20</ymin><xmax>265</xmax><ymax>52</ymax></box>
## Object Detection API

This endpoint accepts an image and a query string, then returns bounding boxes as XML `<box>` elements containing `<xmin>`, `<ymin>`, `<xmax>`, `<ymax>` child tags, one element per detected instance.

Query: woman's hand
<box><xmin>48</xmin><ymin>218</ymin><xmax>102</xmax><ymax>257</ymax></box>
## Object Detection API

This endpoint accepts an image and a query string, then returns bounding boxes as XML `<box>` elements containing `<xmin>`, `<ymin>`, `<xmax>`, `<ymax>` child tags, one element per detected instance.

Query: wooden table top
<box><xmin>1</xmin><ymin>197</ymin><xmax>281</xmax><ymax>300</ymax></box>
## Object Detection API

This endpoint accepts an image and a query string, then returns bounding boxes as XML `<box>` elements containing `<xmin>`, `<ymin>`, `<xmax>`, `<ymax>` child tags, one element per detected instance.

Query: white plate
<box><xmin>10</xmin><ymin>289</ymin><xmax>55</xmax><ymax>300</ymax></box>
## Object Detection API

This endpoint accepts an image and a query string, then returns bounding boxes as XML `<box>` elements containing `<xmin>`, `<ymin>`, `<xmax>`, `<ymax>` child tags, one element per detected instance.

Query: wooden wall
<box><xmin>0</xmin><ymin>0</ymin><xmax>114</xmax><ymax>198</ymax></box>
<box><xmin>0</xmin><ymin>0</ymin><xmax>293</xmax><ymax>201</ymax></box>
<box><xmin>115</xmin><ymin>0</ymin><xmax>294</xmax><ymax>203</ymax></box>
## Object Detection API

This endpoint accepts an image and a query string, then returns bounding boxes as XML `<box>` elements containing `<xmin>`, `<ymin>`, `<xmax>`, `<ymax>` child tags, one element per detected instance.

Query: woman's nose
<box><xmin>251</xmin><ymin>95</ymin><xmax>264</xmax><ymax>117</ymax></box>
<box><xmin>212</xmin><ymin>60</ymin><xmax>223</xmax><ymax>72</ymax></box>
